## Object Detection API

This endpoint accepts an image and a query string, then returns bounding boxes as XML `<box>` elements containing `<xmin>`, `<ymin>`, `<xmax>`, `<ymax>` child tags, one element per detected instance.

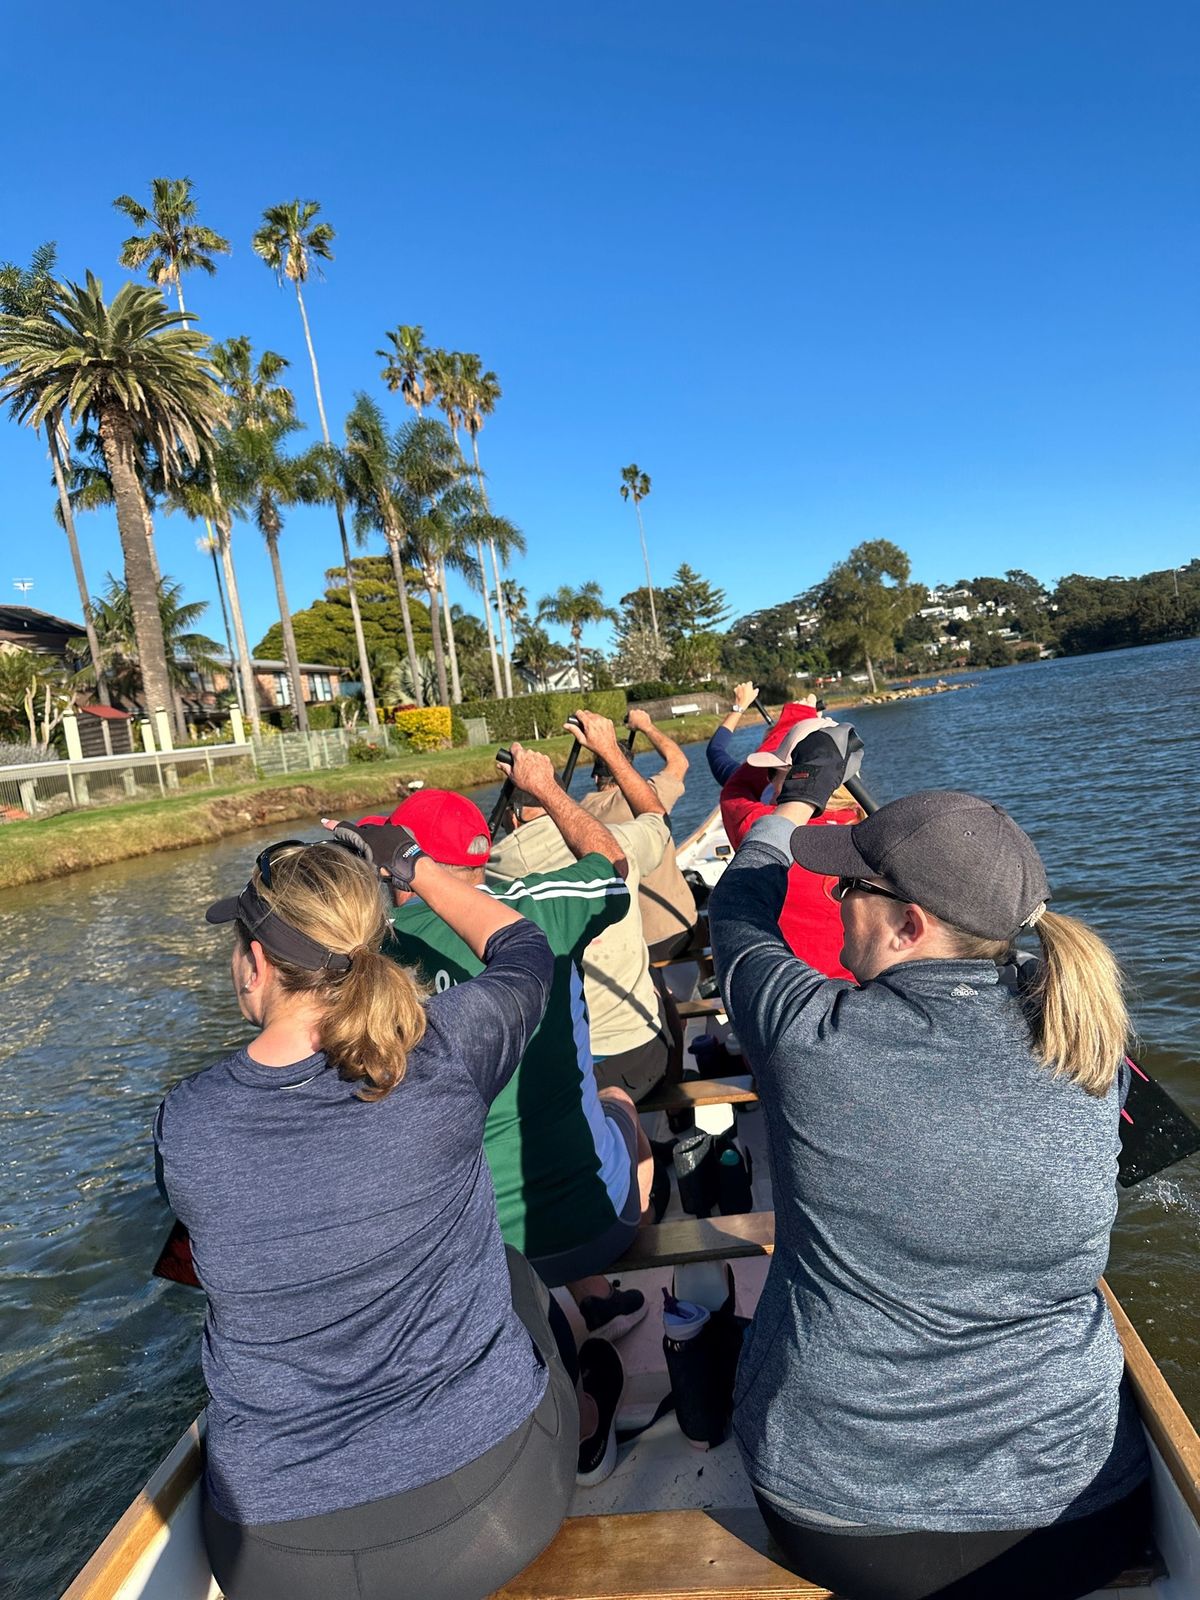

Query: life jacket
<box><xmin>719</xmin><ymin>702</ymin><xmax>857</xmax><ymax>980</ymax></box>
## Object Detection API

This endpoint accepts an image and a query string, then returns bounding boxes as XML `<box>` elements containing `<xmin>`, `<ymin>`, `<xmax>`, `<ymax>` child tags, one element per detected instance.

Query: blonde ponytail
<box><xmin>1025</xmin><ymin>909</ymin><xmax>1129</xmax><ymax>1097</ymax></box>
<box><xmin>320</xmin><ymin>950</ymin><xmax>429</xmax><ymax>1101</ymax></box>
<box><xmin>237</xmin><ymin>842</ymin><xmax>428</xmax><ymax>1100</ymax></box>
<box><xmin>944</xmin><ymin>909</ymin><xmax>1128</xmax><ymax>1096</ymax></box>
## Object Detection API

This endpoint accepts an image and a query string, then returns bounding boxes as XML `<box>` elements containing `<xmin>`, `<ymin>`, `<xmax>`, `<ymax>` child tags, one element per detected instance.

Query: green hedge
<box><xmin>458</xmin><ymin>689</ymin><xmax>628</xmax><ymax>741</ymax></box>
<box><xmin>625</xmin><ymin>679</ymin><xmax>724</xmax><ymax>702</ymax></box>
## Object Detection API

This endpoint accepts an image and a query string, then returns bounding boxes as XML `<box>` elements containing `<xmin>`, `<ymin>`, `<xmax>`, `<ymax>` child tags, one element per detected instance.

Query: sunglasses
<box><xmin>255</xmin><ymin>840</ymin><xmax>308</xmax><ymax>889</ymax></box>
<box><xmin>833</xmin><ymin>877</ymin><xmax>911</xmax><ymax>906</ymax></box>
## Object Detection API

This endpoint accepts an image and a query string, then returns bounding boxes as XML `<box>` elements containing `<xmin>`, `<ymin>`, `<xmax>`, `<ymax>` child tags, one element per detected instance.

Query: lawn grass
<box><xmin>0</xmin><ymin>713</ymin><xmax>726</xmax><ymax>891</ymax></box>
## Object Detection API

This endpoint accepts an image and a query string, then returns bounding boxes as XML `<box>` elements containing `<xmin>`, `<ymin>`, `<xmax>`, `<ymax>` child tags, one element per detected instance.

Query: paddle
<box><xmin>487</xmin><ymin>748</ymin><xmax>516</xmax><ymax>837</ymax></box>
<box><xmin>558</xmin><ymin>715</ymin><xmax>585</xmax><ymax>791</ymax></box>
<box><xmin>747</xmin><ymin>703</ymin><xmax>1199</xmax><ymax>1187</ymax></box>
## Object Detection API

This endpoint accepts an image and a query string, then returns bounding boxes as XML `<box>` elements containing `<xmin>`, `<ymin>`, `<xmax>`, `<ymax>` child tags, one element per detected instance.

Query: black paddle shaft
<box><xmin>559</xmin><ymin>716</ymin><xmax>585</xmax><ymax>790</ymax></box>
<box><xmin>488</xmin><ymin>749</ymin><xmax>516</xmax><ymax>836</ymax></box>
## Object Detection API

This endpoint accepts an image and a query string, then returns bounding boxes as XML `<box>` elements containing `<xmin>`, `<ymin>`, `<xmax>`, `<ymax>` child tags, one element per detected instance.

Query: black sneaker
<box><xmin>578</xmin><ymin>1280</ymin><xmax>647</xmax><ymax>1342</ymax></box>
<box><xmin>576</xmin><ymin>1337</ymin><xmax>624</xmax><ymax>1486</ymax></box>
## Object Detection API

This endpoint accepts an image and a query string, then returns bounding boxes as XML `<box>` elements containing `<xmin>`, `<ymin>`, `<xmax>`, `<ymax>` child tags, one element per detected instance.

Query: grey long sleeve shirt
<box><xmin>708</xmin><ymin>814</ymin><xmax>1147</xmax><ymax>1532</ymax></box>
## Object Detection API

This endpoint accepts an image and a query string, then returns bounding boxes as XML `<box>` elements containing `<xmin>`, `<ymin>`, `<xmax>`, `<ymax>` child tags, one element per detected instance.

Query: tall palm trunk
<box><xmin>204</xmin><ymin>519</ymin><xmax>243</xmax><ymax>716</ymax></box>
<box><xmin>469</xmin><ymin>434</ymin><xmax>505</xmax><ymax>697</ymax></box>
<box><xmin>386</xmin><ymin>532</ymin><xmax>424</xmax><ymax>707</ymax></box>
<box><xmin>211</xmin><ymin>477</ymin><xmax>262</xmax><ymax>736</ymax></box>
<box><xmin>440</xmin><ymin>569</ymin><xmax>462</xmax><ymax>702</ymax></box>
<box><xmin>572</xmin><ymin>627</ymin><xmax>585</xmax><ymax>693</ymax></box>
<box><xmin>264</xmin><ymin>520</ymin><xmax>309</xmax><ymax>733</ymax></box>
<box><xmin>475</xmin><ymin>541</ymin><xmax>503</xmax><ymax>697</ymax></box>
<box><xmin>424</xmin><ymin>567</ymin><xmax>449</xmax><ymax>706</ymax></box>
<box><xmin>334</xmin><ymin>507</ymin><xmax>379</xmax><ymax>727</ymax></box>
<box><xmin>46</xmin><ymin>420</ymin><xmax>109</xmax><ymax>704</ymax></box>
<box><xmin>138</xmin><ymin>499</ymin><xmax>186</xmax><ymax>739</ymax></box>
<box><xmin>293</xmin><ymin>278</ymin><xmax>379</xmax><ymax>728</ymax></box>
<box><xmin>96</xmin><ymin>406</ymin><xmax>174</xmax><ymax>723</ymax></box>
<box><xmin>489</xmin><ymin>539</ymin><xmax>515</xmax><ymax>698</ymax></box>
<box><xmin>633</xmin><ymin>498</ymin><xmax>658</xmax><ymax>640</ymax></box>
<box><xmin>865</xmin><ymin>654</ymin><xmax>878</xmax><ymax>695</ymax></box>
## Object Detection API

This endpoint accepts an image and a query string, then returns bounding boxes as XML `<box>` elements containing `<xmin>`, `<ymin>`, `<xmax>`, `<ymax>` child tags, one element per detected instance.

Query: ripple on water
<box><xmin>2</xmin><ymin>639</ymin><xmax>1198</xmax><ymax>1597</ymax></box>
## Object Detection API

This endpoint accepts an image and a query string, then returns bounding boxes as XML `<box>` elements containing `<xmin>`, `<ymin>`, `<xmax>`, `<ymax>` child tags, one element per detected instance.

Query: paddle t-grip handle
<box><xmin>560</xmin><ymin>716</ymin><xmax>585</xmax><ymax>790</ymax></box>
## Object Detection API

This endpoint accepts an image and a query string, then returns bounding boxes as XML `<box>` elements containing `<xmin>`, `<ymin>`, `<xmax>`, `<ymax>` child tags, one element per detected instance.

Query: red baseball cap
<box><xmin>383</xmin><ymin>789</ymin><xmax>492</xmax><ymax>867</ymax></box>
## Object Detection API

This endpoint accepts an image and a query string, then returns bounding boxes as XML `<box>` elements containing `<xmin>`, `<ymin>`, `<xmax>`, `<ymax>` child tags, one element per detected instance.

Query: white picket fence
<box><xmin>0</xmin><ymin>743</ymin><xmax>256</xmax><ymax>820</ymax></box>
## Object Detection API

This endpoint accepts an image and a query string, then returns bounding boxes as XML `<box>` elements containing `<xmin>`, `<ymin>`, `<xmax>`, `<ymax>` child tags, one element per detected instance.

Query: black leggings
<box><xmin>204</xmin><ymin>1248</ymin><xmax>578</xmax><ymax>1600</ymax></box>
<box><xmin>755</xmin><ymin>1477</ymin><xmax>1152</xmax><ymax>1600</ymax></box>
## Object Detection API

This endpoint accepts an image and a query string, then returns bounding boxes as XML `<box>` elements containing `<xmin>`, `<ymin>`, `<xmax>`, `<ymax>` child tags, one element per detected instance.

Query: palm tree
<box><xmin>196</xmin><ymin>531</ymin><xmax>243</xmax><ymax>714</ymax></box>
<box><xmin>391</xmin><ymin>418</ymin><xmax>470</xmax><ymax>707</ymax></box>
<box><xmin>251</xmin><ymin>201</ymin><xmax>378</xmax><ymax>729</ymax></box>
<box><xmin>514</xmin><ymin>624</ymin><xmax>569</xmax><ymax>691</ymax></box>
<box><xmin>90</xmin><ymin>573</ymin><xmax>222</xmax><ymax>706</ymax></box>
<box><xmin>537</xmin><ymin>581</ymin><xmax>616</xmax><ymax>691</ymax></box>
<box><xmin>378</xmin><ymin>325</ymin><xmax>432</xmax><ymax>414</ymax></box>
<box><xmin>222</xmin><ymin>417</ymin><xmax>325</xmax><ymax>732</ymax></box>
<box><xmin>0</xmin><ymin>273</ymin><xmax>225</xmax><ymax>724</ymax></box>
<box><xmin>619</xmin><ymin>463</ymin><xmax>658</xmax><ymax>641</ymax></box>
<box><xmin>340</xmin><ymin>393</ymin><xmax>425</xmax><ymax>705</ymax></box>
<box><xmin>201</xmin><ymin>336</ymin><xmax>306</xmax><ymax>733</ymax></box>
<box><xmin>113</xmin><ymin>177</ymin><xmax>230</xmax><ymax>317</ymax></box>
<box><xmin>0</xmin><ymin>244</ymin><xmax>109</xmax><ymax>702</ymax></box>
<box><xmin>458</xmin><ymin>353</ymin><xmax>516</xmax><ymax>695</ymax></box>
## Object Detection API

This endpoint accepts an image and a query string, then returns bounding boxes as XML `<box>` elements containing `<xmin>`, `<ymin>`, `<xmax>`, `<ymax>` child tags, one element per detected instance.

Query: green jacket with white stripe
<box><xmin>387</xmin><ymin>853</ymin><xmax>634</xmax><ymax>1257</ymax></box>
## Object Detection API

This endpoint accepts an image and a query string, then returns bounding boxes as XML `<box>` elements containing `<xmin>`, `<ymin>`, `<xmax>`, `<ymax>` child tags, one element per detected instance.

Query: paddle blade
<box><xmin>1118</xmin><ymin>1059</ymin><xmax>1200</xmax><ymax>1187</ymax></box>
<box><xmin>152</xmin><ymin>1218</ymin><xmax>202</xmax><ymax>1288</ymax></box>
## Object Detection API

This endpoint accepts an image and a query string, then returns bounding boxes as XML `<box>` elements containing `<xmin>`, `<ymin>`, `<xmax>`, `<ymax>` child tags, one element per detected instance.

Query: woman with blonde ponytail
<box><xmin>155</xmin><ymin>826</ymin><xmax>578</xmax><ymax>1600</ymax></box>
<box><xmin>708</xmin><ymin>741</ymin><xmax>1151</xmax><ymax>1600</ymax></box>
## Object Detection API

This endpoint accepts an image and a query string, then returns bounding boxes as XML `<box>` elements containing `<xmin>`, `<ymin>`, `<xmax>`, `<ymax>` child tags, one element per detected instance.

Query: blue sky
<box><xmin>3</xmin><ymin>1</ymin><xmax>1197</xmax><ymax>659</ymax></box>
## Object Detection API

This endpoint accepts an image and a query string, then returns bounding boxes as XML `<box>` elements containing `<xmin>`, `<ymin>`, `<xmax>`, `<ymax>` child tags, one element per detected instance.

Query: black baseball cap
<box><xmin>788</xmin><ymin>789</ymin><xmax>1051</xmax><ymax>940</ymax></box>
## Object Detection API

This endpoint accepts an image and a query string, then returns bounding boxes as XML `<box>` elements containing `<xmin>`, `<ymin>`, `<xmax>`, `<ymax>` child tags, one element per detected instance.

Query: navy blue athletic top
<box><xmin>155</xmin><ymin>919</ymin><xmax>554</xmax><ymax>1525</ymax></box>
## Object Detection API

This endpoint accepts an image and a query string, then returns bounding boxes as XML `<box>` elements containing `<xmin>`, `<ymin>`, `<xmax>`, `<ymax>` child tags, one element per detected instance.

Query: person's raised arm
<box><xmin>506</xmin><ymin>744</ymin><xmax>631</xmax><ymax>878</ymax></box>
<box><xmin>327</xmin><ymin>819</ymin><xmax>524</xmax><ymax>960</ymax></box>
<box><xmin>720</xmin><ymin>681</ymin><xmax>758</xmax><ymax>736</ymax></box>
<box><xmin>626</xmin><ymin>706</ymin><xmax>688</xmax><ymax>787</ymax></box>
<box><xmin>569</xmin><ymin>709</ymin><xmax>666</xmax><ymax>819</ymax></box>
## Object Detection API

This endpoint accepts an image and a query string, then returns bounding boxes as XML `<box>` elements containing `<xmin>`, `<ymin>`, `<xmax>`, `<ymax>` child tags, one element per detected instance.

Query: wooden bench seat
<box><xmin>651</xmin><ymin>946</ymin><xmax>713</xmax><ymax>971</ymax></box>
<box><xmin>494</xmin><ymin>1508</ymin><xmax>1160</xmax><ymax>1598</ymax></box>
<box><xmin>639</xmin><ymin>1076</ymin><xmax>759</xmax><ymax>1115</ymax></box>
<box><xmin>494</xmin><ymin>1508</ymin><xmax>830</xmax><ymax>1598</ymax></box>
<box><xmin>612</xmin><ymin>1211</ymin><xmax>775</xmax><ymax>1273</ymax></box>
<box><xmin>676</xmin><ymin>996</ymin><xmax>727</xmax><ymax>1019</ymax></box>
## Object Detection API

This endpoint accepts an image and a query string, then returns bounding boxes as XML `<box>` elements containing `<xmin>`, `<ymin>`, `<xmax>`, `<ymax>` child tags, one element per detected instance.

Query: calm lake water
<box><xmin>2</xmin><ymin>639</ymin><xmax>1197</xmax><ymax>1597</ymax></box>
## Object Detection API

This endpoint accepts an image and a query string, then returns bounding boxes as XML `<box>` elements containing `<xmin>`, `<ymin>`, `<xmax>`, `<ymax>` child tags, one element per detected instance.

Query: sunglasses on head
<box><xmin>255</xmin><ymin>840</ymin><xmax>308</xmax><ymax>889</ymax></box>
<box><xmin>833</xmin><ymin>877</ymin><xmax>911</xmax><ymax>906</ymax></box>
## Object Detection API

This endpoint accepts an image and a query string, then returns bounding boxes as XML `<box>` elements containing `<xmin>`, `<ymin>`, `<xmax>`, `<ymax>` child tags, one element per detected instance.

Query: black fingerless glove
<box><xmin>776</xmin><ymin>730</ymin><xmax>849</xmax><ymax>816</ymax></box>
<box><xmin>333</xmin><ymin>821</ymin><xmax>425</xmax><ymax>886</ymax></box>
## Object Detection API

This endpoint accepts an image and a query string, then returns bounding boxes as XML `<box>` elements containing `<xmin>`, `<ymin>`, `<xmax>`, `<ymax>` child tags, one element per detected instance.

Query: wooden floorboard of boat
<box><xmin>493</xmin><ymin>1508</ymin><xmax>831</xmax><ymax>1598</ymax></box>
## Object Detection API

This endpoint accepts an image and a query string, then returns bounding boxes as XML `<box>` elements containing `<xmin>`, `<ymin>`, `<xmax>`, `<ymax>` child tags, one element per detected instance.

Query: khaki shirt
<box><xmin>487</xmin><ymin>812</ymin><xmax>671</xmax><ymax>1057</ymax></box>
<box><xmin>580</xmin><ymin>774</ymin><xmax>698</xmax><ymax>952</ymax></box>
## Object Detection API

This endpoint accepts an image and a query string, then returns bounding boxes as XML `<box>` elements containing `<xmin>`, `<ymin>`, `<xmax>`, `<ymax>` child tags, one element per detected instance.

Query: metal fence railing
<box><xmin>0</xmin><ymin>743</ymin><xmax>256</xmax><ymax>820</ymax></box>
<box><xmin>252</xmin><ymin>729</ymin><xmax>353</xmax><ymax>775</ymax></box>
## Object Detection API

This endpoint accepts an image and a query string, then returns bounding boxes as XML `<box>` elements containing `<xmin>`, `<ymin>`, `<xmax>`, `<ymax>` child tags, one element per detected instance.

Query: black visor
<box><xmin>206</xmin><ymin>882</ymin><xmax>353</xmax><ymax>974</ymax></box>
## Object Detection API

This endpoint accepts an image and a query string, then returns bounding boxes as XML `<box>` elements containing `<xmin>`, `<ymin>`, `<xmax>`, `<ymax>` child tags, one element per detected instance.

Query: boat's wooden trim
<box><xmin>1103</xmin><ymin>1280</ymin><xmax>1200</xmax><ymax>1526</ymax></box>
<box><xmin>61</xmin><ymin>1418</ymin><xmax>205</xmax><ymax>1600</ymax></box>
